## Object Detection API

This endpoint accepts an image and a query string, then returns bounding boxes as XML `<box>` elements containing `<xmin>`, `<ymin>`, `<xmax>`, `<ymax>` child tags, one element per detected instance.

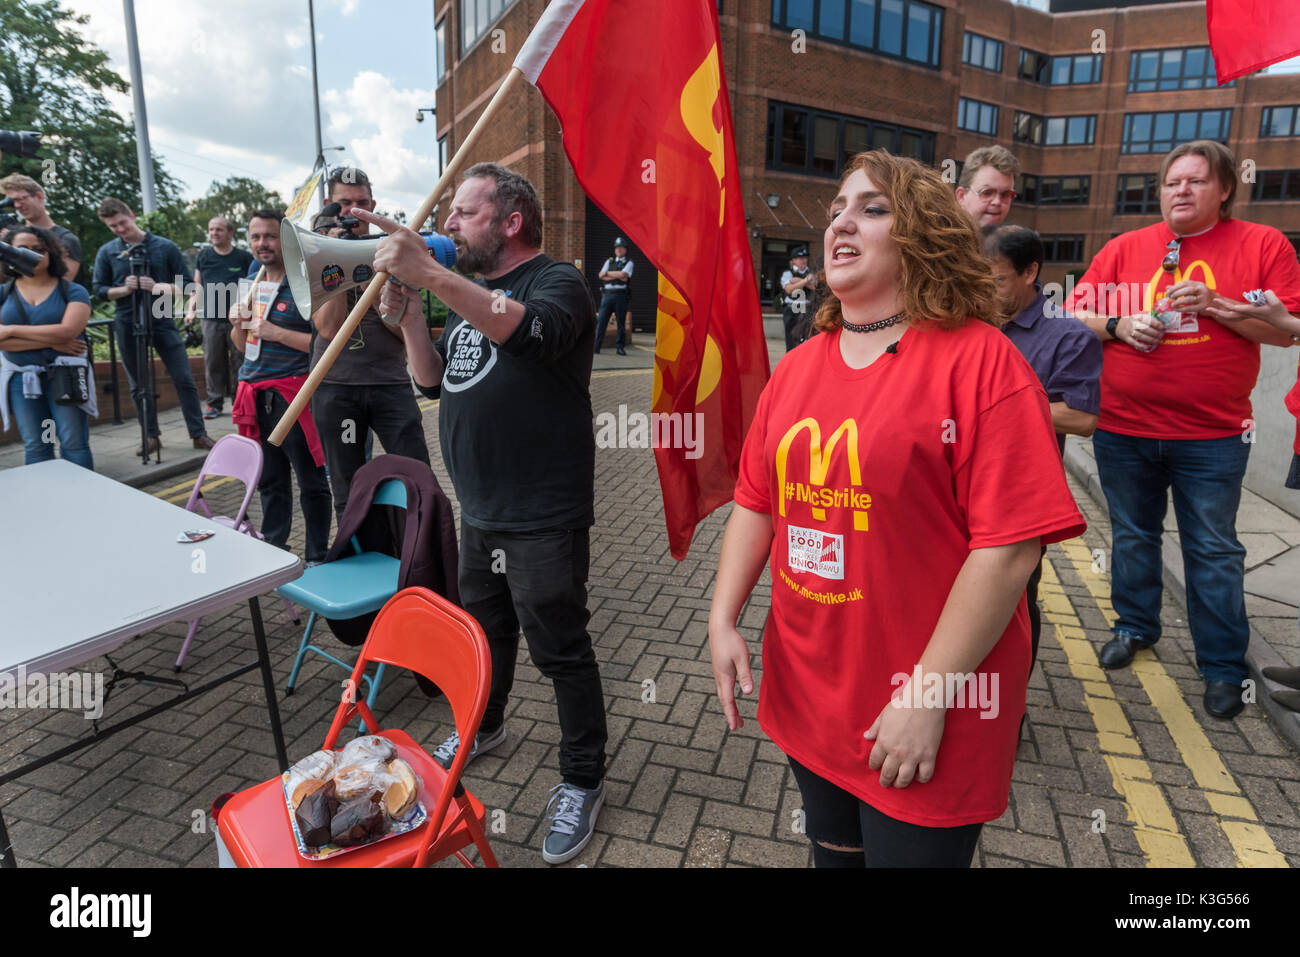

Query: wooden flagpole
<box><xmin>267</xmin><ymin>66</ymin><xmax>527</xmax><ymax>446</ymax></box>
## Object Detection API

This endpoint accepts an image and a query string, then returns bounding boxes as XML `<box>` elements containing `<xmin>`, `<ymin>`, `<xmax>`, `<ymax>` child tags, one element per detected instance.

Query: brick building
<box><xmin>432</xmin><ymin>0</ymin><xmax>1300</xmax><ymax>318</ymax></box>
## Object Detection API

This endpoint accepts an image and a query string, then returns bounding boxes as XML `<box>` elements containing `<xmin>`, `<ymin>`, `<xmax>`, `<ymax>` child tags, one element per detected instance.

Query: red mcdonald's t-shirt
<box><xmin>1065</xmin><ymin>219</ymin><xmax>1300</xmax><ymax>440</ymax></box>
<box><xmin>735</xmin><ymin>322</ymin><xmax>1085</xmax><ymax>827</ymax></box>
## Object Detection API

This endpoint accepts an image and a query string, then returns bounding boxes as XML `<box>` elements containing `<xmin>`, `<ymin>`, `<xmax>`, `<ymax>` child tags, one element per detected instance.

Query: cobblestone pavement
<box><xmin>2</xmin><ymin>367</ymin><xmax>1298</xmax><ymax>868</ymax></box>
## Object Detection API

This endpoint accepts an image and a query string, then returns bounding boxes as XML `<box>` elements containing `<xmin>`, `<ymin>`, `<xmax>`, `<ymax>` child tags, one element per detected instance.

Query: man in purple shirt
<box><xmin>985</xmin><ymin>225</ymin><xmax>1103</xmax><ymax>673</ymax></box>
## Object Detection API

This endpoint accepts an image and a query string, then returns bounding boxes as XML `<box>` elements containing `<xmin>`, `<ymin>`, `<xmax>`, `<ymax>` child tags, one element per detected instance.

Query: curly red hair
<box><xmin>814</xmin><ymin>150</ymin><xmax>1001</xmax><ymax>333</ymax></box>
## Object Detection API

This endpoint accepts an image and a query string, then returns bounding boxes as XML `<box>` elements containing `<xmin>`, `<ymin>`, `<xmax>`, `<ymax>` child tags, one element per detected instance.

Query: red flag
<box><xmin>516</xmin><ymin>0</ymin><xmax>771</xmax><ymax>559</ymax></box>
<box><xmin>1207</xmin><ymin>0</ymin><xmax>1300</xmax><ymax>83</ymax></box>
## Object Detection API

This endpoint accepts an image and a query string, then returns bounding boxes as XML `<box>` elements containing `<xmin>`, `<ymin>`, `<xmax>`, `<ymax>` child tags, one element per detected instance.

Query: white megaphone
<box><xmin>281</xmin><ymin>218</ymin><xmax>459</xmax><ymax>318</ymax></box>
<box><xmin>280</xmin><ymin>218</ymin><xmax>382</xmax><ymax>318</ymax></box>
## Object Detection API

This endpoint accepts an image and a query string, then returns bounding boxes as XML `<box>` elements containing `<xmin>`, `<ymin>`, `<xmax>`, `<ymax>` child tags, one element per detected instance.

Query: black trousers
<box><xmin>202</xmin><ymin>317</ymin><xmax>241</xmax><ymax>404</ymax></box>
<box><xmin>782</xmin><ymin>307</ymin><xmax>805</xmax><ymax>351</ymax></box>
<box><xmin>114</xmin><ymin>316</ymin><xmax>207</xmax><ymax>439</ymax></box>
<box><xmin>254</xmin><ymin>387</ymin><xmax>332</xmax><ymax>563</ymax></box>
<box><xmin>458</xmin><ymin>523</ymin><xmax>607</xmax><ymax>790</ymax></box>
<box><xmin>594</xmin><ymin>289</ymin><xmax>629</xmax><ymax>351</ymax></box>
<box><xmin>788</xmin><ymin>756</ymin><xmax>983</xmax><ymax>868</ymax></box>
<box><xmin>1025</xmin><ymin>545</ymin><xmax>1048</xmax><ymax>668</ymax></box>
<box><xmin>310</xmin><ymin>383</ymin><xmax>430</xmax><ymax>519</ymax></box>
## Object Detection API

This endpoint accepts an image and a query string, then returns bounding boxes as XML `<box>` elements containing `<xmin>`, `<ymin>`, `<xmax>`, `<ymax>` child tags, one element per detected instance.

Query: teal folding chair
<box><xmin>279</xmin><ymin>479</ymin><xmax>407</xmax><ymax>723</ymax></box>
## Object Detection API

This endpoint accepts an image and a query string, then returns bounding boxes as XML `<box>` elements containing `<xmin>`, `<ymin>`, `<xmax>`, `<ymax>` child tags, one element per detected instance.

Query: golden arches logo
<box><xmin>776</xmin><ymin>417</ymin><xmax>870</xmax><ymax>531</ymax></box>
<box><xmin>679</xmin><ymin>43</ymin><xmax>726</xmax><ymax>227</ymax></box>
<box><xmin>652</xmin><ymin>275</ymin><xmax>724</xmax><ymax>410</ymax></box>
<box><xmin>651</xmin><ymin>44</ymin><xmax>728</xmax><ymax>414</ymax></box>
<box><xmin>1146</xmin><ymin>260</ymin><xmax>1217</xmax><ymax>311</ymax></box>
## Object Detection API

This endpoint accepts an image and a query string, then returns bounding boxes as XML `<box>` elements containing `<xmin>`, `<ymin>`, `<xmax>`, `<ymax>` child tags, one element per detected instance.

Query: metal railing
<box><xmin>84</xmin><ymin>318</ymin><xmax>124</xmax><ymax>424</ymax></box>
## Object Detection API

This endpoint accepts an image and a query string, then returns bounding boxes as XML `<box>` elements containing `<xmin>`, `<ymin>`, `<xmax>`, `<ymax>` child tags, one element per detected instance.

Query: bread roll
<box><xmin>284</xmin><ymin>749</ymin><xmax>338</xmax><ymax>809</ymax></box>
<box><xmin>384</xmin><ymin>758</ymin><xmax>418</xmax><ymax>819</ymax></box>
<box><xmin>333</xmin><ymin>760</ymin><xmax>388</xmax><ymax>800</ymax></box>
<box><xmin>291</xmin><ymin>777</ymin><xmax>326</xmax><ymax>810</ymax></box>
<box><xmin>338</xmin><ymin>735</ymin><xmax>396</xmax><ymax>766</ymax></box>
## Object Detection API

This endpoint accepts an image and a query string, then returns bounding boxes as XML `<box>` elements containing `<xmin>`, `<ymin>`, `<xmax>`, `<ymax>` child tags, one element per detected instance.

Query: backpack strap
<box><xmin>5</xmin><ymin>282</ymin><xmax>30</xmax><ymax>325</ymax></box>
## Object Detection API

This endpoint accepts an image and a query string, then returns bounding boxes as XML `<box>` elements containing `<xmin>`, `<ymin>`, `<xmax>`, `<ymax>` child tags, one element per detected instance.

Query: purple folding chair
<box><xmin>175</xmin><ymin>434</ymin><xmax>299</xmax><ymax>670</ymax></box>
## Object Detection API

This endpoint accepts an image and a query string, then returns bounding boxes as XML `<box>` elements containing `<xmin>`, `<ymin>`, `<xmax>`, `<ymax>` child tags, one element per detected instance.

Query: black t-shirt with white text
<box><xmin>417</xmin><ymin>253</ymin><xmax>596</xmax><ymax>531</ymax></box>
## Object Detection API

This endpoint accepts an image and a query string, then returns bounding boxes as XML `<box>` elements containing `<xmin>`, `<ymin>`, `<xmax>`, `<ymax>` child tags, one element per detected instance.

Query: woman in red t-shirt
<box><xmin>708</xmin><ymin>151</ymin><xmax>1085</xmax><ymax>867</ymax></box>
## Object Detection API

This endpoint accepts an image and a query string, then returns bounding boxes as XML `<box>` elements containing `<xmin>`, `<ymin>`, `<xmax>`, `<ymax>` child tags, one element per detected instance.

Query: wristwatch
<box><xmin>1105</xmin><ymin>316</ymin><xmax>1121</xmax><ymax>340</ymax></box>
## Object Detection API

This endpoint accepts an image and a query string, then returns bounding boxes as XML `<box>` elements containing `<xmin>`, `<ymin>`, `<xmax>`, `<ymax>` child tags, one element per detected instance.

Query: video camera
<box><xmin>0</xmin><ymin>130</ymin><xmax>42</xmax><ymax>159</ymax></box>
<box><xmin>0</xmin><ymin>239</ymin><xmax>44</xmax><ymax>279</ymax></box>
<box><xmin>312</xmin><ymin>202</ymin><xmax>368</xmax><ymax>240</ymax></box>
<box><xmin>0</xmin><ymin>197</ymin><xmax>19</xmax><ymax>231</ymax></box>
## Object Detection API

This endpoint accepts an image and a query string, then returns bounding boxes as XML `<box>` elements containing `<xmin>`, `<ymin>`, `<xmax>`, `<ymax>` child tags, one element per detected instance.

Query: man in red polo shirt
<box><xmin>1067</xmin><ymin>140</ymin><xmax>1300</xmax><ymax>719</ymax></box>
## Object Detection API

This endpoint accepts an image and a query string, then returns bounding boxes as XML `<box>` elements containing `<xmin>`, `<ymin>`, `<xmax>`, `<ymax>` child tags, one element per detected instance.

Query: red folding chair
<box><xmin>217</xmin><ymin>587</ymin><xmax>499</xmax><ymax>868</ymax></box>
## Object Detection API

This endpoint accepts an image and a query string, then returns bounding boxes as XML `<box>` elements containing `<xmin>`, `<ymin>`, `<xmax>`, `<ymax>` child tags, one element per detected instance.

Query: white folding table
<box><xmin>0</xmin><ymin>459</ymin><xmax>302</xmax><ymax>867</ymax></box>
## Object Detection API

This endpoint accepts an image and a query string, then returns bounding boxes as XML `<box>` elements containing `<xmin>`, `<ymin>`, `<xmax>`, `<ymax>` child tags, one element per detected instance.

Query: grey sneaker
<box><xmin>542</xmin><ymin>779</ymin><xmax>605</xmax><ymax>864</ymax></box>
<box><xmin>432</xmin><ymin>724</ymin><xmax>507</xmax><ymax>771</ymax></box>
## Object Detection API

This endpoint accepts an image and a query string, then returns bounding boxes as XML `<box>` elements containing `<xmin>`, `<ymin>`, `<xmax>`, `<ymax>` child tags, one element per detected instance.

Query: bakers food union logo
<box><xmin>1145</xmin><ymin>260</ymin><xmax>1216</xmax><ymax>311</ymax></box>
<box><xmin>775</xmin><ymin>417</ymin><xmax>872</xmax><ymax>532</ymax></box>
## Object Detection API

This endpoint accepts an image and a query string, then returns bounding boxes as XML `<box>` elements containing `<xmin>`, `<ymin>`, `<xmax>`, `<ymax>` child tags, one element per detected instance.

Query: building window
<box><xmin>438</xmin><ymin>135</ymin><xmax>449</xmax><ymax>177</ymax></box>
<box><xmin>435</xmin><ymin>16</ymin><xmax>447</xmax><ymax>85</ymax></box>
<box><xmin>1128</xmin><ymin>46</ymin><xmax>1230</xmax><ymax>92</ymax></box>
<box><xmin>958</xmin><ymin>98</ymin><xmax>998</xmax><ymax>136</ymax></box>
<box><xmin>1042</xmin><ymin>235</ymin><xmax>1085</xmax><ymax>263</ymax></box>
<box><xmin>1261</xmin><ymin>105</ymin><xmax>1300</xmax><ymax>138</ymax></box>
<box><xmin>1020</xmin><ymin>49</ymin><xmax>1101</xmax><ymax>85</ymax></box>
<box><xmin>1019</xmin><ymin>174</ymin><xmax>1090</xmax><ymax>206</ymax></box>
<box><xmin>1014</xmin><ymin>111</ymin><xmax>1096</xmax><ymax>146</ymax></box>
<box><xmin>771</xmin><ymin>0</ymin><xmax>943</xmax><ymax>68</ymax></box>
<box><xmin>1121</xmin><ymin>109</ymin><xmax>1231</xmax><ymax>154</ymax></box>
<box><xmin>766</xmin><ymin>100</ymin><xmax>935</xmax><ymax>177</ymax></box>
<box><xmin>1019</xmin><ymin>49</ymin><xmax>1048</xmax><ymax>83</ymax></box>
<box><xmin>1115</xmin><ymin>173</ymin><xmax>1160</xmax><ymax>214</ymax></box>
<box><xmin>1252</xmin><ymin>170</ymin><xmax>1300</xmax><ymax>202</ymax></box>
<box><xmin>963</xmin><ymin>31</ymin><xmax>1002</xmax><ymax>72</ymax></box>
<box><xmin>461</xmin><ymin>0</ymin><xmax>516</xmax><ymax>55</ymax></box>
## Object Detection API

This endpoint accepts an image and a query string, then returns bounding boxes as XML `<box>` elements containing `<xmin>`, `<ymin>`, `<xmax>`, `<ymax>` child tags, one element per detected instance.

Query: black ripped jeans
<box><xmin>788</xmin><ymin>757</ymin><xmax>983</xmax><ymax>868</ymax></box>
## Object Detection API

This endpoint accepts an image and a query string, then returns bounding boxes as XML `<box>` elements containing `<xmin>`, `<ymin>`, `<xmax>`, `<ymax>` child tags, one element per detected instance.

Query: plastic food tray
<box><xmin>281</xmin><ymin>772</ymin><xmax>427</xmax><ymax>861</ymax></box>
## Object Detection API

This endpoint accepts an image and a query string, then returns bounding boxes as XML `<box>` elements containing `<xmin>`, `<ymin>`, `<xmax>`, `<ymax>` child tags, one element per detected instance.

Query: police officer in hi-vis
<box><xmin>594</xmin><ymin>237</ymin><xmax>634</xmax><ymax>356</ymax></box>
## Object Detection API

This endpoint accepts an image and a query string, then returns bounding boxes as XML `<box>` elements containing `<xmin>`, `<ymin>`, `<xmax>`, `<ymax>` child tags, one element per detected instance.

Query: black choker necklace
<box><xmin>840</xmin><ymin>311</ymin><xmax>904</xmax><ymax>334</ymax></box>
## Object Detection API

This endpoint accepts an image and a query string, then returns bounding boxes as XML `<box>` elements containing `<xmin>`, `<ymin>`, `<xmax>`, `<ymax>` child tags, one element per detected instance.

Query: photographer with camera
<box><xmin>92</xmin><ymin>198</ymin><xmax>214</xmax><ymax>456</ymax></box>
<box><xmin>0</xmin><ymin>225</ymin><xmax>94</xmax><ymax>469</ymax></box>
<box><xmin>308</xmin><ymin>167</ymin><xmax>429</xmax><ymax>520</ymax></box>
<box><xmin>0</xmin><ymin>173</ymin><xmax>84</xmax><ymax>285</ymax></box>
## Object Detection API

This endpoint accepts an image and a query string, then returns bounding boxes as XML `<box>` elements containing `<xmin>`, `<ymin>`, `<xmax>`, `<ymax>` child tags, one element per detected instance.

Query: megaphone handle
<box><xmin>266</xmin><ymin>267</ymin><xmax>389</xmax><ymax>447</ymax></box>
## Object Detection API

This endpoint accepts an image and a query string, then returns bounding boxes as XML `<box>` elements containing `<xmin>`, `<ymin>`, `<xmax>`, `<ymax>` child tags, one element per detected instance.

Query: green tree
<box><xmin>191</xmin><ymin>175</ymin><xmax>286</xmax><ymax>233</ymax></box>
<box><xmin>0</xmin><ymin>0</ymin><xmax>183</xmax><ymax>271</ymax></box>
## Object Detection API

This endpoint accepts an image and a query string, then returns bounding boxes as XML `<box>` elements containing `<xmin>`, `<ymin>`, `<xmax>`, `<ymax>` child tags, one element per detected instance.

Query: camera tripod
<box><xmin>127</xmin><ymin>245</ymin><xmax>161</xmax><ymax>466</ymax></box>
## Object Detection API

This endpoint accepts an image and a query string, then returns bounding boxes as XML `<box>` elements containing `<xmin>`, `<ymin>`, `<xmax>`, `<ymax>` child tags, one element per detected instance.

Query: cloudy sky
<box><xmin>62</xmin><ymin>0</ymin><xmax>1299</xmax><ymax>221</ymax></box>
<box><xmin>66</xmin><ymin>0</ymin><xmax>442</xmax><ymax>218</ymax></box>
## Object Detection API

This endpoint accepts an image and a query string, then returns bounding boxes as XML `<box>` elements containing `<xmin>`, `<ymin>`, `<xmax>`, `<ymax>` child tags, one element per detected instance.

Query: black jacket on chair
<box><xmin>322</xmin><ymin>454</ymin><xmax>460</xmax><ymax>652</ymax></box>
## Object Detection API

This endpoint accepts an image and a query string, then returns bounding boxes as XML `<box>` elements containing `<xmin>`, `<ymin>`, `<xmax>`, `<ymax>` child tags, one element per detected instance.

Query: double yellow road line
<box><xmin>1043</xmin><ymin>539</ymin><xmax>1286</xmax><ymax>867</ymax></box>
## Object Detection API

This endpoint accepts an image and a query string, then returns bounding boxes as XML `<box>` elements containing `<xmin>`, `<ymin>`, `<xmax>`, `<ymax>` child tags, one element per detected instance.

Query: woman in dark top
<box><xmin>0</xmin><ymin>226</ymin><xmax>94</xmax><ymax>468</ymax></box>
